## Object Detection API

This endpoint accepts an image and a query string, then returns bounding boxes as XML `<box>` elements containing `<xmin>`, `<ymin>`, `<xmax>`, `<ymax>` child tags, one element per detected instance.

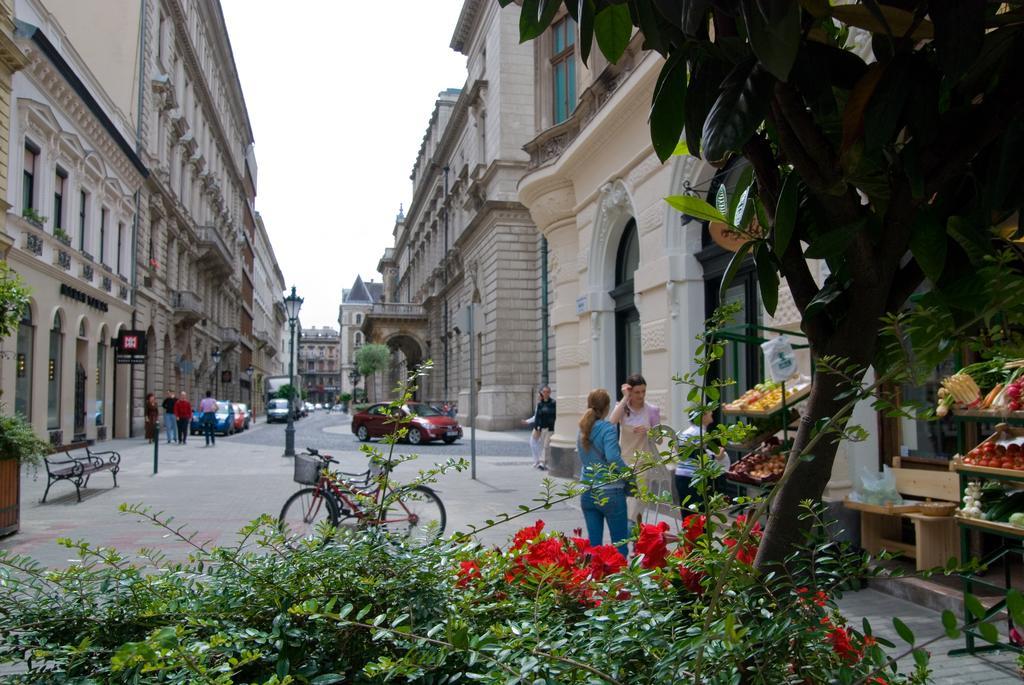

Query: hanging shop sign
<box><xmin>113</xmin><ymin>330</ymin><xmax>147</xmax><ymax>365</ymax></box>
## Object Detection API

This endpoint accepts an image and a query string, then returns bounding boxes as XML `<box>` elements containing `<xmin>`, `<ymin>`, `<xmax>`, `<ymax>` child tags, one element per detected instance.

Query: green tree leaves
<box><xmin>701</xmin><ymin>60</ymin><xmax>773</xmax><ymax>163</ymax></box>
<box><xmin>356</xmin><ymin>343</ymin><xmax>391</xmax><ymax>378</ymax></box>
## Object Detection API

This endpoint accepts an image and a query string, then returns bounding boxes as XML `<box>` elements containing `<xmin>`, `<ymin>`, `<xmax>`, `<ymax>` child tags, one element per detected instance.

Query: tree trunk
<box><xmin>754</xmin><ymin>303</ymin><xmax>884</xmax><ymax>568</ymax></box>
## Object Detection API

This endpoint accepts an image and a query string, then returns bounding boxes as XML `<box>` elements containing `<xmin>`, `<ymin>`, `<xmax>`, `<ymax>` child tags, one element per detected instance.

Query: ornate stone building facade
<box><xmin>0</xmin><ymin>0</ymin><xmax>287</xmax><ymax>440</ymax></box>
<box><xmin>516</xmin><ymin>16</ymin><xmax>872</xmax><ymax>496</ymax></box>
<box><xmin>251</xmin><ymin>211</ymin><xmax>285</xmax><ymax>415</ymax></box>
<box><xmin>298</xmin><ymin>326</ymin><xmax>339</xmax><ymax>406</ymax></box>
<box><xmin>338</xmin><ymin>273</ymin><xmax>382</xmax><ymax>402</ymax></box>
<box><xmin>364</xmin><ymin>0</ymin><xmax>551</xmax><ymax>429</ymax></box>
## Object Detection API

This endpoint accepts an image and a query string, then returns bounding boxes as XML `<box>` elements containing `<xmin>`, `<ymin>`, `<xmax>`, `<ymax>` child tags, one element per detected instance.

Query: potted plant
<box><xmin>20</xmin><ymin>208</ymin><xmax>47</xmax><ymax>229</ymax></box>
<box><xmin>0</xmin><ymin>412</ymin><xmax>50</xmax><ymax>536</ymax></box>
<box><xmin>339</xmin><ymin>392</ymin><xmax>353</xmax><ymax>413</ymax></box>
<box><xmin>53</xmin><ymin>227</ymin><xmax>71</xmax><ymax>246</ymax></box>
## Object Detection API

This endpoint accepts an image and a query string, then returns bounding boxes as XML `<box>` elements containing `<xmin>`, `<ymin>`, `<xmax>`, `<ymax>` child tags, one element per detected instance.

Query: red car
<box><xmin>352</xmin><ymin>402</ymin><xmax>463</xmax><ymax>445</ymax></box>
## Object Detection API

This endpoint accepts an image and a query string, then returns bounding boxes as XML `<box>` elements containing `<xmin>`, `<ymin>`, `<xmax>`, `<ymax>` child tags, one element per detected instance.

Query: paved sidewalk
<box><xmin>2</xmin><ymin>420</ymin><xmax>1021</xmax><ymax>682</ymax></box>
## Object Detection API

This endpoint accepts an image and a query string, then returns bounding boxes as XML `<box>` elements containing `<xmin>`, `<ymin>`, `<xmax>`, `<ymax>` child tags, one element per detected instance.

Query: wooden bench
<box><xmin>42</xmin><ymin>443</ymin><xmax>121</xmax><ymax>503</ymax></box>
<box><xmin>844</xmin><ymin>457</ymin><xmax>962</xmax><ymax>571</ymax></box>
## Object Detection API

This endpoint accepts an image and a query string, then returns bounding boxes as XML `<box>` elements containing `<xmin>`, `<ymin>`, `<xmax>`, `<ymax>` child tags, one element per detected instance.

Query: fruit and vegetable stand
<box><xmin>951</xmin><ymin>422</ymin><xmax>1024</xmax><ymax>656</ymax></box>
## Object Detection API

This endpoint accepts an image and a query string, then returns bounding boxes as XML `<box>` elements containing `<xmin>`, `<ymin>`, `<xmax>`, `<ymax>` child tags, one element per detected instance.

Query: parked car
<box><xmin>304</xmin><ymin>402</ymin><xmax>314</xmax><ymax>415</ymax></box>
<box><xmin>351</xmin><ymin>401</ymin><xmax>463</xmax><ymax>445</ymax></box>
<box><xmin>190</xmin><ymin>401</ymin><xmax>238</xmax><ymax>435</ymax></box>
<box><xmin>232</xmin><ymin>404</ymin><xmax>246</xmax><ymax>432</ymax></box>
<box><xmin>314</xmin><ymin>403</ymin><xmax>323</xmax><ymax>411</ymax></box>
<box><xmin>235</xmin><ymin>403</ymin><xmax>251</xmax><ymax>429</ymax></box>
<box><xmin>266</xmin><ymin>398</ymin><xmax>291</xmax><ymax>423</ymax></box>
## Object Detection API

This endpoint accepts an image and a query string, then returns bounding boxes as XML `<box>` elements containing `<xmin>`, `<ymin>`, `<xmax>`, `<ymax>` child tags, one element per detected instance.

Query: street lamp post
<box><xmin>349</xmin><ymin>369</ymin><xmax>360</xmax><ymax>406</ymax></box>
<box><xmin>245</xmin><ymin>365</ymin><xmax>254</xmax><ymax>408</ymax></box>
<box><xmin>211</xmin><ymin>347</ymin><xmax>221</xmax><ymax>399</ymax></box>
<box><xmin>283</xmin><ymin>286</ymin><xmax>303</xmax><ymax>457</ymax></box>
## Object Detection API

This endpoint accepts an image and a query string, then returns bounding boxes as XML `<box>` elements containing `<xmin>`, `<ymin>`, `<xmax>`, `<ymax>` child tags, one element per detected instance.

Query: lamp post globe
<box><xmin>283</xmin><ymin>286</ymin><xmax>303</xmax><ymax>458</ymax></box>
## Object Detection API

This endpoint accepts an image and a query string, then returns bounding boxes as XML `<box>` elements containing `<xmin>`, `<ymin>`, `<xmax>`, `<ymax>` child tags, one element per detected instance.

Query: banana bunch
<box><xmin>936</xmin><ymin>373</ymin><xmax>981</xmax><ymax>416</ymax></box>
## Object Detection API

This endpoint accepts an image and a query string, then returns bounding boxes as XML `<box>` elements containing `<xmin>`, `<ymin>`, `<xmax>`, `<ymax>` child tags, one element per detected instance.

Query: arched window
<box><xmin>47</xmin><ymin>311</ymin><xmax>63</xmax><ymax>430</ymax></box>
<box><xmin>611</xmin><ymin>219</ymin><xmax>640</xmax><ymax>383</ymax></box>
<box><xmin>355</xmin><ymin>313</ymin><xmax>363</xmax><ymax>325</ymax></box>
<box><xmin>354</xmin><ymin>331</ymin><xmax>363</xmax><ymax>346</ymax></box>
<box><xmin>15</xmin><ymin>309</ymin><xmax>33</xmax><ymax>419</ymax></box>
<box><xmin>96</xmin><ymin>327</ymin><xmax>107</xmax><ymax>427</ymax></box>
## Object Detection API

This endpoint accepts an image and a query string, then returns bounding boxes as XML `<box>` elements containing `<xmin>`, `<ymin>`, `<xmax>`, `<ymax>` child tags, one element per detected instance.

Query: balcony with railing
<box><xmin>172</xmin><ymin>290</ymin><xmax>203</xmax><ymax>326</ymax></box>
<box><xmin>197</xmin><ymin>225</ymin><xmax>233</xmax><ymax>274</ymax></box>
<box><xmin>219</xmin><ymin>324</ymin><xmax>241</xmax><ymax>349</ymax></box>
<box><xmin>361</xmin><ymin>302</ymin><xmax>428</xmax><ymax>341</ymax></box>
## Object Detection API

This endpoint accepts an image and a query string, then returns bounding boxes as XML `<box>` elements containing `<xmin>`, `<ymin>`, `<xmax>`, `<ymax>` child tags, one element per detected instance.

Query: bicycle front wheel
<box><xmin>279</xmin><ymin>487</ymin><xmax>339</xmax><ymax>541</ymax></box>
<box><xmin>384</xmin><ymin>485</ymin><xmax>446</xmax><ymax>544</ymax></box>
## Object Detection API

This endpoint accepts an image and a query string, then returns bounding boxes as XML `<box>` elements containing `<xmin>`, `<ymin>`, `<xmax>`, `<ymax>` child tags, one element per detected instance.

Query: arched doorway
<box><xmin>612</xmin><ymin>219</ymin><xmax>640</xmax><ymax>385</ymax></box>
<box><xmin>383</xmin><ymin>333</ymin><xmax>425</xmax><ymax>401</ymax></box>
<box><xmin>47</xmin><ymin>310</ymin><xmax>64</xmax><ymax>437</ymax></box>
<box><xmin>14</xmin><ymin>302</ymin><xmax>35</xmax><ymax>420</ymax></box>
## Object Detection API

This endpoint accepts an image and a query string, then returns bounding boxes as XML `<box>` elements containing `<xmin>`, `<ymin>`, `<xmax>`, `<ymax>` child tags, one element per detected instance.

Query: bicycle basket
<box><xmin>293</xmin><ymin>453</ymin><xmax>324</xmax><ymax>485</ymax></box>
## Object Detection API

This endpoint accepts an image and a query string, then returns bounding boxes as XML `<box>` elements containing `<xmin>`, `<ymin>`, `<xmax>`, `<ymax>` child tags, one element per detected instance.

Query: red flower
<box><xmin>682</xmin><ymin>514</ymin><xmax>706</xmax><ymax>544</ymax></box>
<box><xmin>1011</xmin><ymin>627</ymin><xmax>1024</xmax><ymax>646</ymax></box>
<box><xmin>456</xmin><ymin>560</ymin><xmax>481</xmax><ymax>587</ymax></box>
<box><xmin>570</xmin><ymin>537</ymin><xmax>592</xmax><ymax>553</ymax></box>
<box><xmin>825</xmin><ymin>624</ymin><xmax>860</xmax><ymax>663</ymax></box>
<box><xmin>635</xmin><ymin>521</ymin><xmax>670</xmax><ymax>569</ymax></box>
<box><xmin>511</xmin><ymin>520</ymin><xmax>545</xmax><ymax>550</ymax></box>
<box><xmin>586</xmin><ymin>544</ymin><xmax>627</xmax><ymax>580</ymax></box>
<box><xmin>678</xmin><ymin>564</ymin><xmax>706</xmax><ymax>594</ymax></box>
<box><xmin>525</xmin><ymin>538</ymin><xmax>571</xmax><ymax>569</ymax></box>
<box><xmin>722</xmin><ymin>536</ymin><xmax>758</xmax><ymax>565</ymax></box>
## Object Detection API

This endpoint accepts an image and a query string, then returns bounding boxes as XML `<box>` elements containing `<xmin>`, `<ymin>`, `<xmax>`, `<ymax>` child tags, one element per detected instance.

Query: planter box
<box><xmin>0</xmin><ymin>459</ymin><xmax>20</xmax><ymax>537</ymax></box>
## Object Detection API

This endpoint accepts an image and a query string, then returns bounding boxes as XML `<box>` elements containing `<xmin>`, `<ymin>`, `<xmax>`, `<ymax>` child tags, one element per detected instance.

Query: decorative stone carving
<box><xmin>641</xmin><ymin>320</ymin><xmax>667</xmax><ymax>352</ymax></box>
<box><xmin>81</xmin><ymin>264</ymin><xmax>93</xmax><ymax>281</ymax></box>
<box><xmin>56</xmin><ymin>249</ymin><xmax>71</xmax><ymax>270</ymax></box>
<box><xmin>24</xmin><ymin>233</ymin><xmax>42</xmax><ymax>256</ymax></box>
<box><xmin>599</xmin><ymin>180</ymin><xmax>628</xmax><ymax>221</ymax></box>
<box><xmin>101</xmin><ymin>276</ymin><xmax>112</xmax><ymax>292</ymax></box>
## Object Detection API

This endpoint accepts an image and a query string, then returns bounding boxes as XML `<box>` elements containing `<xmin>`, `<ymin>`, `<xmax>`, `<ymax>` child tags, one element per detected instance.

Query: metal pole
<box><xmin>469</xmin><ymin>303</ymin><xmax>476</xmax><ymax>480</ymax></box>
<box><xmin>443</xmin><ymin>165</ymin><xmax>450</xmax><ymax>400</ymax></box>
<box><xmin>285</xmin><ymin>320</ymin><xmax>296</xmax><ymax>457</ymax></box>
<box><xmin>152</xmin><ymin>418</ymin><xmax>158</xmax><ymax>474</ymax></box>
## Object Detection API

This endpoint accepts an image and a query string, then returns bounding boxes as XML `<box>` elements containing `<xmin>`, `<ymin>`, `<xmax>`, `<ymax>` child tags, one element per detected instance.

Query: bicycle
<box><xmin>279</xmin><ymin>447</ymin><xmax>446</xmax><ymax>544</ymax></box>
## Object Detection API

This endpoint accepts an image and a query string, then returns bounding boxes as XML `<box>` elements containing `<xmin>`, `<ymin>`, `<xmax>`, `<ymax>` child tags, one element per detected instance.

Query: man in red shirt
<box><xmin>173</xmin><ymin>391</ymin><xmax>192</xmax><ymax>444</ymax></box>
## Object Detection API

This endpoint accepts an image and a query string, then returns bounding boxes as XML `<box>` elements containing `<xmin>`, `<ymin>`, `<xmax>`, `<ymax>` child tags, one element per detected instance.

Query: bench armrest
<box><xmin>44</xmin><ymin>455</ymin><xmax>85</xmax><ymax>476</ymax></box>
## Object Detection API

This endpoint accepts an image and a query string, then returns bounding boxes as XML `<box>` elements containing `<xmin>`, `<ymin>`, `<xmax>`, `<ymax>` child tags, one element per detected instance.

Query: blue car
<box><xmin>190</xmin><ymin>401</ymin><xmax>237</xmax><ymax>436</ymax></box>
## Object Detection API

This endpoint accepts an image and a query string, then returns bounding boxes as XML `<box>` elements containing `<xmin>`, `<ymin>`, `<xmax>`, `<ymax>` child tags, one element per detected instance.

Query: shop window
<box><xmin>47</xmin><ymin>312</ymin><xmax>63</xmax><ymax>430</ymax></box>
<box><xmin>96</xmin><ymin>339</ymin><xmax>107</xmax><ymax>427</ymax></box>
<box><xmin>15</xmin><ymin>310</ymin><xmax>33</xmax><ymax>419</ymax></box>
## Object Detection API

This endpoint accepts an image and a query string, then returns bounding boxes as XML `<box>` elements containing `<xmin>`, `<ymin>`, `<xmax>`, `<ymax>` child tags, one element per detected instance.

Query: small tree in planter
<box><xmin>0</xmin><ymin>263</ymin><xmax>41</xmax><ymax>536</ymax></box>
<box><xmin>356</xmin><ymin>343</ymin><xmax>391</xmax><ymax>402</ymax></box>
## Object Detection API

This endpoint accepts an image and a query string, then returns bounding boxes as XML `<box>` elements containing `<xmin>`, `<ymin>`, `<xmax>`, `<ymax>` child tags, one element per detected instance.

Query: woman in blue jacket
<box><xmin>577</xmin><ymin>388</ymin><xmax>631</xmax><ymax>556</ymax></box>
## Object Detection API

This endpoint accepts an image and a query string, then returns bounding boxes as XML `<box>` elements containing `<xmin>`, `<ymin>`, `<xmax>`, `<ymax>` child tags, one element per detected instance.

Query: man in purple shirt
<box><xmin>198</xmin><ymin>391</ymin><xmax>218</xmax><ymax>447</ymax></box>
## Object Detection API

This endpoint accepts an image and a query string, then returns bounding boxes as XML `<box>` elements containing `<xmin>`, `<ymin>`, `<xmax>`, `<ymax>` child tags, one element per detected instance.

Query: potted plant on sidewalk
<box><xmin>0</xmin><ymin>262</ymin><xmax>41</xmax><ymax>537</ymax></box>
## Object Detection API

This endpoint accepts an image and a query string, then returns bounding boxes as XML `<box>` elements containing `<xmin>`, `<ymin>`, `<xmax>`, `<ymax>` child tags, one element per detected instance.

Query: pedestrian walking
<box><xmin>144</xmin><ymin>393</ymin><xmax>159</xmax><ymax>443</ymax></box>
<box><xmin>608</xmin><ymin>373</ymin><xmax>662</xmax><ymax>527</ymax></box>
<box><xmin>577</xmin><ymin>388</ymin><xmax>630</xmax><ymax>556</ymax></box>
<box><xmin>198</xmin><ymin>391</ymin><xmax>218</xmax><ymax>447</ymax></box>
<box><xmin>173</xmin><ymin>391</ymin><xmax>192</xmax><ymax>444</ymax></box>
<box><xmin>162</xmin><ymin>390</ymin><xmax>178</xmax><ymax>443</ymax></box>
<box><xmin>522</xmin><ymin>386</ymin><xmax>556</xmax><ymax>470</ymax></box>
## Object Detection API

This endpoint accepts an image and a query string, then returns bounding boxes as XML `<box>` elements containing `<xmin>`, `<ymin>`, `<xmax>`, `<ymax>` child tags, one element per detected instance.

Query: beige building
<box><xmin>250</xmin><ymin>211</ymin><xmax>286</xmax><ymax>415</ymax></box>
<box><xmin>516</xmin><ymin>16</ymin><xmax>873</xmax><ymax>493</ymax></box>
<box><xmin>0</xmin><ymin>0</ymin><xmax>288</xmax><ymax>442</ymax></box>
<box><xmin>338</xmin><ymin>273</ymin><xmax>382</xmax><ymax>402</ymax></box>
<box><xmin>298</xmin><ymin>326</ymin><xmax>339</xmax><ymax>406</ymax></box>
<box><xmin>364</xmin><ymin>1</ymin><xmax>552</xmax><ymax>429</ymax></box>
<box><xmin>2</xmin><ymin>0</ymin><xmax>145</xmax><ymax>443</ymax></box>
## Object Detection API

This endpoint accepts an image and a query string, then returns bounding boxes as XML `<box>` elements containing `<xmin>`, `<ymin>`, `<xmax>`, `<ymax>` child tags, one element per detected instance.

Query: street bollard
<box><xmin>153</xmin><ymin>421</ymin><xmax>159</xmax><ymax>474</ymax></box>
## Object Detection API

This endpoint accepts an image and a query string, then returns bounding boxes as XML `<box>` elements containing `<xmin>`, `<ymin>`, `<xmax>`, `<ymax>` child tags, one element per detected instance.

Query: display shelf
<box><xmin>722</xmin><ymin>383</ymin><xmax>811</xmax><ymax>417</ymax></box>
<box><xmin>725</xmin><ymin>471</ymin><xmax>780</xmax><ymax>487</ymax></box>
<box><xmin>953</xmin><ymin>458</ymin><xmax>1024</xmax><ymax>482</ymax></box>
<box><xmin>956</xmin><ymin>515</ymin><xmax>1024</xmax><ymax>538</ymax></box>
<box><xmin>843</xmin><ymin>498</ymin><xmax>922</xmax><ymax>516</ymax></box>
<box><xmin>953</xmin><ymin>408</ymin><xmax>1024</xmax><ymax>422</ymax></box>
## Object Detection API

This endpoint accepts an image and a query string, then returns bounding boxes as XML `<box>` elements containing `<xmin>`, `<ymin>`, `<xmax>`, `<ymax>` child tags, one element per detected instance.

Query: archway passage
<box><xmin>385</xmin><ymin>334</ymin><xmax>425</xmax><ymax>401</ymax></box>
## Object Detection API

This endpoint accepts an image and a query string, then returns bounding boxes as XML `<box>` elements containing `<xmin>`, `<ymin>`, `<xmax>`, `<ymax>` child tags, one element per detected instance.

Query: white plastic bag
<box><xmin>848</xmin><ymin>463</ymin><xmax>903</xmax><ymax>506</ymax></box>
<box><xmin>761</xmin><ymin>336</ymin><xmax>798</xmax><ymax>383</ymax></box>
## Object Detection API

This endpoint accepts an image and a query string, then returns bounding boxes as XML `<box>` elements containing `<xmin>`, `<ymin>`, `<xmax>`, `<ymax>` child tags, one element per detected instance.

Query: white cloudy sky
<box><xmin>220</xmin><ymin>1</ymin><xmax>469</xmax><ymax>329</ymax></box>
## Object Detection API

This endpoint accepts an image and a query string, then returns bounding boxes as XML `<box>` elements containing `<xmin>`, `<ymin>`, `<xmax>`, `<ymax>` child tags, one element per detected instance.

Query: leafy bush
<box><xmin>0</xmin><ymin>505</ymin><xmax>929</xmax><ymax>684</ymax></box>
<box><xmin>0</xmin><ymin>413</ymin><xmax>50</xmax><ymax>468</ymax></box>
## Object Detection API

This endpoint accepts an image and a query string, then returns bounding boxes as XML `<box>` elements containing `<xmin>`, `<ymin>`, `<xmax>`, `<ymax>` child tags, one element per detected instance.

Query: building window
<box><xmin>612</xmin><ymin>219</ymin><xmax>640</xmax><ymax>384</ymax></box>
<box><xmin>551</xmin><ymin>17</ymin><xmax>576</xmax><ymax>124</ymax></box>
<box><xmin>54</xmin><ymin>168</ymin><xmax>67</xmax><ymax>230</ymax></box>
<box><xmin>47</xmin><ymin>312</ymin><xmax>63</xmax><ymax>430</ymax></box>
<box><xmin>78</xmin><ymin>191</ymin><xmax>88</xmax><ymax>251</ymax></box>
<box><xmin>23</xmin><ymin>142</ymin><xmax>38</xmax><ymax>212</ymax></box>
<box><xmin>116</xmin><ymin>222</ymin><xmax>124</xmax><ymax>275</ymax></box>
<box><xmin>355</xmin><ymin>313</ymin><xmax>362</xmax><ymax>325</ymax></box>
<box><xmin>99</xmin><ymin>208</ymin><xmax>108</xmax><ymax>264</ymax></box>
<box><xmin>354</xmin><ymin>331</ymin><xmax>363</xmax><ymax>346</ymax></box>
<box><xmin>15</xmin><ymin>310</ymin><xmax>33</xmax><ymax>419</ymax></box>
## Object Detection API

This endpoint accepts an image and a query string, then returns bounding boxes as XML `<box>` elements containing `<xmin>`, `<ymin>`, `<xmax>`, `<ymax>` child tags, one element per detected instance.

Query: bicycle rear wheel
<box><xmin>279</xmin><ymin>487</ymin><xmax>339</xmax><ymax>541</ymax></box>
<box><xmin>384</xmin><ymin>485</ymin><xmax>446</xmax><ymax>544</ymax></box>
